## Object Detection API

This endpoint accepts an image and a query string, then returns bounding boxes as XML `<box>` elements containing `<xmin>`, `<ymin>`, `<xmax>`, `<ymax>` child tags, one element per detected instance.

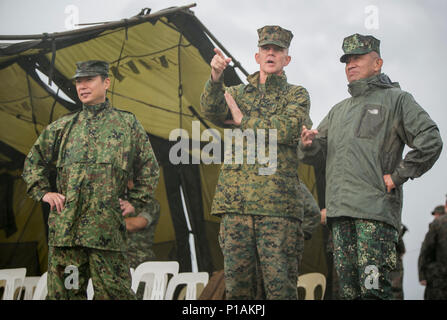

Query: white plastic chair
<box><xmin>21</xmin><ymin>276</ymin><xmax>41</xmax><ymax>300</ymax></box>
<box><xmin>32</xmin><ymin>272</ymin><xmax>48</xmax><ymax>300</ymax></box>
<box><xmin>164</xmin><ymin>272</ymin><xmax>209</xmax><ymax>300</ymax></box>
<box><xmin>131</xmin><ymin>261</ymin><xmax>179</xmax><ymax>300</ymax></box>
<box><xmin>0</xmin><ymin>268</ymin><xmax>27</xmax><ymax>300</ymax></box>
<box><xmin>297</xmin><ymin>272</ymin><xmax>326</xmax><ymax>300</ymax></box>
<box><xmin>87</xmin><ymin>278</ymin><xmax>94</xmax><ymax>300</ymax></box>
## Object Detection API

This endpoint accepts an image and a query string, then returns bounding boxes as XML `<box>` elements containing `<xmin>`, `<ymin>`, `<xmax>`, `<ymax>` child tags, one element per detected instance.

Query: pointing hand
<box><xmin>211</xmin><ymin>48</ymin><xmax>232</xmax><ymax>82</ymax></box>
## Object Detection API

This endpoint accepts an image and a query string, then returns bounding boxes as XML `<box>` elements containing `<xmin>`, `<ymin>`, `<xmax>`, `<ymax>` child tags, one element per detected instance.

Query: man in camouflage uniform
<box><xmin>119</xmin><ymin>179</ymin><xmax>160</xmax><ymax>269</ymax></box>
<box><xmin>122</xmin><ymin>198</ymin><xmax>160</xmax><ymax>269</ymax></box>
<box><xmin>22</xmin><ymin>60</ymin><xmax>159</xmax><ymax>299</ymax></box>
<box><xmin>201</xmin><ymin>25</ymin><xmax>312</xmax><ymax>300</ymax></box>
<box><xmin>120</xmin><ymin>184</ymin><xmax>160</xmax><ymax>300</ymax></box>
<box><xmin>418</xmin><ymin>205</ymin><xmax>447</xmax><ymax>299</ymax></box>
<box><xmin>298</xmin><ymin>34</ymin><xmax>443</xmax><ymax>299</ymax></box>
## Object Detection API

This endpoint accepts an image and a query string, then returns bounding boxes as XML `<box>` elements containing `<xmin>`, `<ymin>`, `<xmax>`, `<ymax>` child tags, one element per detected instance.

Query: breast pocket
<box><xmin>355</xmin><ymin>104</ymin><xmax>385</xmax><ymax>139</ymax></box>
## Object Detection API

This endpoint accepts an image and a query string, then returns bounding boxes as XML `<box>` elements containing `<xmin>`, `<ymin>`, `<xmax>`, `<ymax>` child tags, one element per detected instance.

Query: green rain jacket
<box><xmin>298</xmin><ymin>73</ymin><xmax>442</xmax><ymax>231</ymax></box>
<box><xmin>22</xmin><ymin>99</ymin><xmax>159</xmax><ymax>251</ymax></box>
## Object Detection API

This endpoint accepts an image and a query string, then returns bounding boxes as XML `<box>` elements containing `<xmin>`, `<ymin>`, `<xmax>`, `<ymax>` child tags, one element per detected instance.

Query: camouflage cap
<box><xmin>72</xmin><ymin>60</ymin><xmax>109</xmax><ymax>79</ymax></box>
<box><xmin>257</xmin><ymin>25</ymin><xmax>293</xmax><ymax>49</ymax></box>
<box><xmin>340</xmin><ymin>33</ymin><xmax>380</xmax><ymax>63</ymax></box>
<box><xmin>432</xmin><ymin>205</ymin><xmax>445</xmax><ymax>215</ymax></box>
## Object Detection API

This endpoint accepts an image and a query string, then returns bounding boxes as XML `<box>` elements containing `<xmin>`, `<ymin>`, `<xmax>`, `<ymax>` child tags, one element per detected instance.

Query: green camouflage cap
<box><xmin>340</xmin><ymin>33</ymin><xmax>380</xmax><ymax>63</ymax></box>
<box><xmin>432</xmin><ymin>205</ymin><xmax>445</xmax><ymax>215</ymax></box>
<box><xmin>257</xmin><ymin>25</ymin><xmax>293</xmax><ymax>49</ymax></box>
<box><xmin>72</xmin><ymin>60</ymin><xmax>109</xmax><ymax>79</ymax></box>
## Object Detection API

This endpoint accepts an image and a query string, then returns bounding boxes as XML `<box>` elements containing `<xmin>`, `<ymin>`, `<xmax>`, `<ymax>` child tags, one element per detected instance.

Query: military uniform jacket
<box><xmin>22</xmin><ymin>99</ymin><xmax>160</xmax><ymax>252</ymax></box>
<box><xmin>298</xmin><ymin>73</ymin><xmax>443</xmax><ymax>231</ymax></box>
<box><xmin>418</xmin><ymin>215</ymin><xmax>447</xmax><ymax>282</ymax></box>
<box><xmin>200</xmin><ymin>71</ymin><xmax>311</xmax><ymax>220</ymax></box>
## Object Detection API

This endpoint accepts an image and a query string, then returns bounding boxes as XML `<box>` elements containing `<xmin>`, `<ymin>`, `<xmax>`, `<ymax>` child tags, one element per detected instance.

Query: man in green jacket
<box><xmin>298</xmin><ymin>34</ymin><xmax>443</xmax><ymax>299</ymax></box>
<box><xmin>22</xmin><ymin>60</ymin><xmax>160</xmax><ymax>299</ymax></box>
<box><xmin>201</xmin><ymin>25</ymin><xmax>311</xmax><ymax>299</ymax></box>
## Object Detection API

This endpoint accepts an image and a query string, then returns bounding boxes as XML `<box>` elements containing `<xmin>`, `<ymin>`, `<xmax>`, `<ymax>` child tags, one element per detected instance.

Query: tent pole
<box><xmin>188</xmin><ymin>15</ymin><xmax>249</xmax><ymax>77</ymax></box>
<box><xmin>0</xmin><ymin>4</ymin><xmax>197</xmax><ymax>41</ymax></box>
<box><xmin>179</xmin><ymin>184</ymin><xmax>199</xmax><ymax>273</ymax></box>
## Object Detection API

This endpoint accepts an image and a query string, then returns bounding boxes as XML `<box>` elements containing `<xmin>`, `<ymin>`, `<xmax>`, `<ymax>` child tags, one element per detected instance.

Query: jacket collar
<box><xmin>348</xmin><ymin>73</ymin><xmax>399</xmax><ymax>97</ymax></box>
<box><xmin>82</xmin><ymin>98</ymin><xmax>110</xmax><ymax>116</ymax></box>
<box><xmin>246</xmin><ymin>71</ymin><xmax>288</xmax><ymax>92</ymax></box>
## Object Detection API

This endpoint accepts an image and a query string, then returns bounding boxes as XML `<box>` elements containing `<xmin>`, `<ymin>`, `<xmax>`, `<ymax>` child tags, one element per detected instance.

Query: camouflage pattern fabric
<box><xmin>257</xmin><ymin>25</ymin><xmax>293</xmax><ymax>49</ymax></box>
<box><xmin>219</xmin><ymin>214</ymin><xmax>303</xmax><ymax>300</ymax></box>
<box><xmin>331</xmin><ymin>217</ymin><xmax>398</xmax><ymax>300</ymax></box>
<box><xmin>47</xmin><ymin>246</ymin><xmax>136</xmax><ymax>300</ymax></box>
<box><xmin>201</xmin><ymin>71</ymin><xmax>311</xmax><ymax>221</ymax></box>
<box><xmin>340</xmin><ymin>33</ymin><xmax>381</xmax><ymax>62</ymax></box>
<box><xmin>390</xmin><ymin>253</ymin><xmax>404</xmax><ymax>300</ymax></box>
<box><xmin>72</xmin><ymin>60</ymin><xmax>109</xmax><ymax>79</ymax></box>
<box><xmin>22</xmin><ymin>98</ymin><xmax>159</xmax><ymax>252</ymax></box>
<box><xmin>323</xmin><ymin>224</ymin><xmax>340</xmax><ymax>299</ymax></box>
<box><xmin>418</xmin><ymin>214</ymin><xmax>447</xmax><ymax>300</ymax></box>
<box><xmin>126</xmin><ymin>199</ymin><xmax>161</xmax><ymax>269</ymax></box>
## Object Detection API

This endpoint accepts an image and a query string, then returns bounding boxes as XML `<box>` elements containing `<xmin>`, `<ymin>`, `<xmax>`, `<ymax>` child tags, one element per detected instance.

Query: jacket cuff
<box><xmin>35</xmin><ymin>189</ymin><xmax>50</xmax><ymax>202</ymax></box>
<box><xmin>205</xmin><ymin>76</ymin><xmax>224</xmax><ymax>92</ymax></box>
<box><xmin>391</xmin><ymin>171</ymin><xmax>408</xmax><ymax>186</ymax></box>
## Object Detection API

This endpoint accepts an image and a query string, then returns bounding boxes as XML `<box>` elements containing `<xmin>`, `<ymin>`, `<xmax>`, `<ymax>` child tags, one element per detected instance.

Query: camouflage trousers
<box><xmin>390</xmin><ymin>256</ymin><xmax>404</xmax><ymax>300</ymax></box>
<box><xmin>330</xmin><ymin>217</ymin><xmax>398</xmax><ymax>300</ymax></box>
<box><xmin>219</xmin><ymin>214</ymin><xmax>303</xmax><ymax>300</ymax></box>
<box><xmin>47</xmin><ymin>246</ymin><xmax>136</xmax><ymax>300</ymax></box>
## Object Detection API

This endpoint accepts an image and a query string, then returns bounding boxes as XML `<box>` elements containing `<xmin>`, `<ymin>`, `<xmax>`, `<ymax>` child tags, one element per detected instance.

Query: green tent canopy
<box><xmin>0</xmin><ymin>4</ymin><xmax>327</xmax><ymax>287</ymax></box>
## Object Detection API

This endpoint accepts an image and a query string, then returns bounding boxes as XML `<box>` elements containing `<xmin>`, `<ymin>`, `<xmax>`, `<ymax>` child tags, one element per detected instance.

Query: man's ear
<box><xmin>375</xmin><ymin>58</ymin><xmax>383</xmax><ymax>72</ymax></box>
<box><xmin>104</xmin><ymin>77</ymin><xmax>111</xmax><ymax>90</ymax></box>
<box><xmin>255</xmin><ymin>52</ymin><xmax>260</xmax><ymax>65</ymax></box>
<box><xmin>284</xmin><ymin>55</ymin><xmax>291</xmax><ymax>67</ymax></box>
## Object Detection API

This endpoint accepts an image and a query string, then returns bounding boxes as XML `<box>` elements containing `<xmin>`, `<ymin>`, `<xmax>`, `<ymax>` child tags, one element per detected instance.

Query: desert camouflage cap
<box><xmin>72</xmin><ymin>60</ymin><xmax>109</xmax><ymax>79</ymax></box>
<box><xmin>340</xmin><ymin>33</ymin><xmax>380</xmax><ymax>63</ymax></box>
<box><xmin>432</xmin><ymin>205</ymin><xmax>445</xmax><ymax>215</ymax></box>
<box><xmin>257</xmin><ymin>25</ymin><xmax>293</xmax><ymax>49</ymax></box>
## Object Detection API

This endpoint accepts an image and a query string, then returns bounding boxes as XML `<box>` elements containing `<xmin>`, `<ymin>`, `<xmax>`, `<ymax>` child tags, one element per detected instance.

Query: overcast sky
<box><xmin>1</xmin><ymin>0</ymin><xmax>446</xmax><ymax>300</ymax></box>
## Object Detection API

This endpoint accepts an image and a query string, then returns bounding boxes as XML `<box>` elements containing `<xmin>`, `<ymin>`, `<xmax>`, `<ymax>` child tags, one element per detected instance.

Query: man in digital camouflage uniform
<box><xmin>123</xmin><ymin>198</ymin><xmax>160</xmax><ymax>269</ymax></box>
<box><xmin>418</xmin><ymin>204</ymin><xmax>447</xmax><ymax>300</ymax></box>
<box><xmin>120</xmin><ymin>184</ymin><xmax>160</xmax><ymax>300</ymax></box>
<box><xmin>298</xmin><ymin>34</ymin><xmax>443</xmax><ymax>299</ymax></box>
<box><xmin>22</xmin><ymin>60</ymin><xmax>159</xmax><ymax>299</ymax></box>
<box><xmin>201</xmin><ymin>25</ymin><xmax>312</xmax><ymax>299</ymax></box>
<box><xmin>119</xmin><ymin>179</ymin><xmax>160</xmax><ymax>269</ymax></box>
